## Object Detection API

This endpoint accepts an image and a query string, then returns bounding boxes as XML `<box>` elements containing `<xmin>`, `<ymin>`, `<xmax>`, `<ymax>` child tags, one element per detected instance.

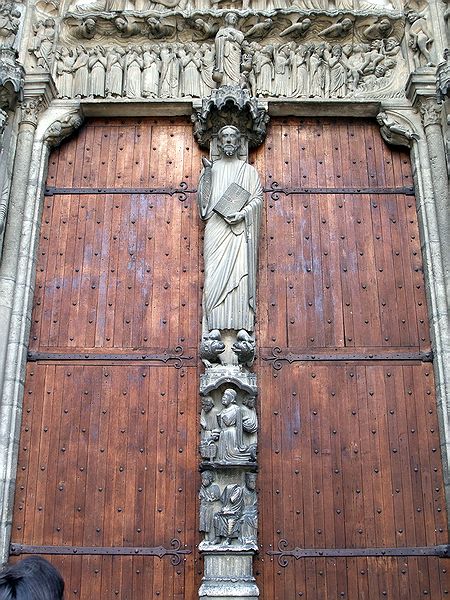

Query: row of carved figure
<box><xmin>69</xmin><ymin>0</ymin><xmax>405</xmax><ymax>13</ymax></box>
<box><xmin>54</xmin><ymin>38</ymin><xmax>404</xmax><ymax>100</ymax></box>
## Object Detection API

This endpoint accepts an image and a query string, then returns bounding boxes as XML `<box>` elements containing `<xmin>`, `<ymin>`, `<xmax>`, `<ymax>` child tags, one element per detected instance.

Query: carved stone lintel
<box><xmin>43</xmin><ymin>111</ymin><xmax>84</xmax><ymax>148</ymax></box>
<box><xmin>376</xmin><ymin>109</ymin><xmax>419</xmax><ymax>148</ymax></box>
<box><xmin>0</xmin><ymin>47</ymin><xmax>25</xmax><ymax>110</ymax></box>
<box><xmin>419</xmin><ymin>97</ymin><xmax>443</xmax><ymax>128</ymax></box>
<box><xmin>192</xmin><ymin>86</ymin><xmax>269</xmax><ymax>151</ymax></box>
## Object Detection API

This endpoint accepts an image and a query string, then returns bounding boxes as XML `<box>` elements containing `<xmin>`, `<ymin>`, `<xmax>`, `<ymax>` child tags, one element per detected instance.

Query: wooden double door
<box><xmin>10</xmin><ymin>117</ymin><xmax>449</xmax><ymax>598</ymax></box>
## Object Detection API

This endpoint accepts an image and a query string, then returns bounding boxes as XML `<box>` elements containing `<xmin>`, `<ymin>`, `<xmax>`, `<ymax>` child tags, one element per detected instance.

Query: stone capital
<box><xmin>21</xmin><ymin>73</ymin><xmax>58</xmax><ymax>127</ymax></box>
<box><xmin>419</xmin><ymin>97</ymin><xmax>443</xmax><ymax>128</ymax></box>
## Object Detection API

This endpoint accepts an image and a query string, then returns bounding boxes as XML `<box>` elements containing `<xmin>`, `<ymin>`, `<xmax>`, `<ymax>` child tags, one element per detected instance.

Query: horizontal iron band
<box><xmin>266</xmin><ymin>186</ymin><xmax>415</xmax><ymax>196</ymax></box>
<box><xmin>27</xmin><ymin>350</ymin><xmax>195</xmax><ymax>367</ymax></box>
<box><xmin>261</xmin><ymin>348</ymin><xmax>432</xmax><ymax>366</ymax></box>
<box><xmin>10</xmin><ymin>543</ymin><xmax>191</xmax><ymax>558</ymax></box>
<box><xmin>44</xmin><ymin>186</ymin><xmax>195</xmax><ymax>196</ymax></box>
<box><xmin>267</xmin><ymin>544</ymin><xmax>450</xmax><ymax>559</ymax></box>
<box><xmin>44</xmin><ymin>186</ymin><xmax>415</xmax><ymax>197</ymax></box>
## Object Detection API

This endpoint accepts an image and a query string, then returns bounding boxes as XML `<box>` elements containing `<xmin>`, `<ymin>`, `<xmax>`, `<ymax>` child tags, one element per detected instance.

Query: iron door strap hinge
<box><xmin>27</xmin><ymin>347</ymin><xmax>195</xmax><ymax>368</ymax></box>
<box><xmin>267</xmin><ymin>540</ymin><xmax>450</xmax><ymax>567</ymax></box>
<box><xmin>44</xmin><ymin>183</ymin><xmax>196</xmax><ymax>201</ymax></box>
<box><xmin>10</xmin><ymin>541</ymin><xmax>191</xmax><ymax>566</ymax></box>
<box><xmin>264</xmin><ymin>181</ymin><xmax>415</xmax><ymax>199</ymax></box>
<box><xmin>261</xmin><ymin>347</ymin><xmax>433</xmax><ymax>369</ymax></box>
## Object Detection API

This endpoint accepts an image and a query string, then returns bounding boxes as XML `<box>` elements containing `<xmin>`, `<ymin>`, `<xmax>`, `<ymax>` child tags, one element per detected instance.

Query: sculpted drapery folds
<box><xmin>214</xmin><ymin>13</ymin><xmax>244</xmax><ymax>86</ymax></box>
<box><xmin>197</xmin><ymin>125</ymin><xmax>263</xmax><ymax>334</ymax></box>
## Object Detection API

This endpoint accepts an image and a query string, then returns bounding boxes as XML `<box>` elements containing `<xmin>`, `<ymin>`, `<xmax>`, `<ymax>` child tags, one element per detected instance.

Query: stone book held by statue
<box><xmin>213</xmin><ymin>183</ymin><xmax>250</xmax><ymax>219</ymax></box>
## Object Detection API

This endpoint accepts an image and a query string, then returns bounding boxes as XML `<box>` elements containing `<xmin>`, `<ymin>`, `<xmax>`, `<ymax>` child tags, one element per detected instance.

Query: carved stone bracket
<box><xmin>376</xmin><ymin>108</ymin><xmax>419</xmax><ymax>148</ymax></box>
<box><xmin>43</xmin><ymin>110</ymin><xmax>84</xmax><ymax>148</ymax></box>
<box><xmin>192</xmin><ymin>85</ymin><xmax>269</xmax><ymax>150</ymax></box>
<box><xmin>0</xmin><ymin>47</ymin><xmax>25</xmax><ymax>110</ymax></box>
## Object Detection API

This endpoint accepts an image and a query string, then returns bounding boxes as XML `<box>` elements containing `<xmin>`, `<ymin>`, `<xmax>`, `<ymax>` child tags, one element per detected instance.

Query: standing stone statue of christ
<box><xmin>197</xmin><ymin>125</ymin><xmax>263</xmax><ymax>334</ymax></box>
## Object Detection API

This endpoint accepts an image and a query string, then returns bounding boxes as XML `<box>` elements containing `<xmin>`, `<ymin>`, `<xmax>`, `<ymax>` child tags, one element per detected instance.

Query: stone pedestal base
<box><xmin>199</xmin><ymin>548</ymin><xmax>259</xmax><ymax>599</ymax></box>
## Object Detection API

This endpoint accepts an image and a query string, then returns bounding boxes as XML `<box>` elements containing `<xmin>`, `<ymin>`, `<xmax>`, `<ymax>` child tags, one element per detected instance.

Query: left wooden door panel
<box><xmin>12</xmin><ymin>118</ymin><xmax>202</xmax><ymax>600</ymax></box>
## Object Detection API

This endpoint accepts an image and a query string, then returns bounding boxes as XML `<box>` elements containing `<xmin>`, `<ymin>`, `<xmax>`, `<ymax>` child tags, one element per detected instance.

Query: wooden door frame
<box><xmin>0</xmin><ymin>98</ymin><xmax>447</xmax><ymax>568</ymax></box>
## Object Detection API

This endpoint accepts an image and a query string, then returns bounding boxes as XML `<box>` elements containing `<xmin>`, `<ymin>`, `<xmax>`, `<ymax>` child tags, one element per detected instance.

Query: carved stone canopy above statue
<box><xmin>192</xmin><ymin>85</ymin><xmax>269</xmax><ymax>151</ymax></box>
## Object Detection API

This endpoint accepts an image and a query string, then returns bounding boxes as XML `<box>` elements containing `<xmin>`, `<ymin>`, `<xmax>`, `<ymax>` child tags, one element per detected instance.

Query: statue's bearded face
<box><xmin>218</xmin><ymin>127</ymin><xmax>240</xmax><ymax>157</ymax></box>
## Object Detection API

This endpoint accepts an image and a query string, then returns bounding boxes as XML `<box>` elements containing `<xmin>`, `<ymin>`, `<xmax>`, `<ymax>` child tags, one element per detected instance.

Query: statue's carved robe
<box><xmin>198</xmin><ymin>157</ymin><xmax>263</xmax><ymax>332</ymax></box>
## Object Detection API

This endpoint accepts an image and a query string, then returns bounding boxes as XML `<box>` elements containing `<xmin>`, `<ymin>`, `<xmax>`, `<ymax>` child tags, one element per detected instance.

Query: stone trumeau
<box><xmin>0</xmin><ymin>0</ymin><xmax>448</xmax><ymax>598</ymax></box>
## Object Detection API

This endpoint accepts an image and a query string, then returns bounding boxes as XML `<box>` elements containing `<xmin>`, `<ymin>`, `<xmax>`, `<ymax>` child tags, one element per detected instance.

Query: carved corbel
<box><xmin>43</xmin><ymin>110</ymin><xmax>84</xmax><ymax>148</ymax></box>
<box><xmin>192</xmin><ymin>85</ymin><xmax>269</xmax><ymax>154</ymax></box>
<box><xmin>376</xmin><ymin>109</ymin><xmax>420</xmax><ymax>148</ymax></box>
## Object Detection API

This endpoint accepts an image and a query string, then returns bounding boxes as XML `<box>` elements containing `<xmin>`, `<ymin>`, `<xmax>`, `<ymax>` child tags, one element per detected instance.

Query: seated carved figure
<box><xmin>212</xmin><ymin>484</ymin><xmax>245</xmax><ymax>545</ymax></box>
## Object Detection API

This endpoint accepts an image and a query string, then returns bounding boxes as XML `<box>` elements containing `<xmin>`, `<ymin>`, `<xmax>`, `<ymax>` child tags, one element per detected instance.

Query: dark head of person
<box><xmin>0</xmin><ymin>556</ymin><xmax>64</xmax><ymax>600</ymax></box>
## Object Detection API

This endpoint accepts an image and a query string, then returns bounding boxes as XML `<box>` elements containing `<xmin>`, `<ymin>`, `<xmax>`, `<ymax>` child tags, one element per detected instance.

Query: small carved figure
<box><xmin>113</xmin><ymin>15</ymin><xmax>141</xmax><ymax>38</ymax></box>
<box><xmin>191</xmin><ymin>18</ymin><xmax>219</xmax><ymax>41</ymax></box>
<box><xmin>358</xmin><ymin>40</ymin><xmax>385</xmax><ymax>77</ymax></box>
<box><xmin>142</xmin><ymin>44</ymin><xmax>160</xmax><ymax>98</ymax></box>
<box><xmin>309</xmin><ymin>43</ymin><xmax>327</xmax><ymax>98</ymax></box>
<box><xmin>55</xmin><ymin>47</ymin><xmax>76</xmax><ymax>98</ymax></box>
<box><xmin>279</xmin><ymin>18</ymin><xmax>312</xmax><ymax>39</ymax></box>
<box><xmin>241</xmin><ymin>393</ymin><xmax>257</xmax><ymax>461</ymax></box>
<box><xmin>407</xmin><ymin>11</ymin><xmax>434</xmax><ymax>68</ymax></box>
<box><xmin>199</xmin><ymin>43</ymin><xmax>216</xmax><ymax>96</ymax></box>
<box><xmin>328</xmin><ymin>44</ymin><xmax>349</xmax><ymax>98</ymax></box>
<box><xmin>199</xmin><ymin>471</ymin><xmax>221</xmax><ymax>542</ymax></box>
<box><xmin>292</xmin><ymin>43</ymin><xmax>311</xmax><ymax>97</ymax></box>
<box><xmin>319</xmin><ymin>18</ymin><xmax>353</xmax><ymax>39</ymax></box>
<box><xmin>197</xmin><ymin>126</ymin><xmax>263</xmax><ymax>332</ymax></box>
<box><xmin>0</xmin><ymin>2</ymin><xmax>20</xmax><ymax>48</ymax></box>
<box><xmin>239</xmin><ymin>472</ymin><xmax>257</xmax><ymax>547</ymax></box>
<box><xmin>200</xmin><ymin>330</ymin><xmax>225</xmax><ymax>368</ymax></box>
<box><xmin>212</xmin><ymin>484</ymin><xmax>244</xmax><ymax>545</ymax></box>
<box><xmin>124</xmin><ymin>44</ymin><xmax>143</xmax><ymax>99</ymax></box>
<box><xmin>73</xmin><ymin>17</ymin><xmax>97</xmax><ymax>40</ymax></box>
<box><xmin>274</xmin><ymin>45</ymin><xmax>291</xmax><ymax>97</ymax></box>
<box><xmin>106</xmin><ymin>46</ymin><xmax>125</xmax><ymax>98</ymax></box>
<box><xmin>231</xmin><ymin>330</ymin><xmax>255</xmax><ymax>366</ymax></box>
<box><xmin>146</xmin><ymin>16</ymin><xmax>176</xmax><ymax>39</ymax></box>
<box><xmin>215</xmin><ymin>389</ymin><xmax>254</xmax><ymax>464</ymax></box>
<box><xmin>72</xmin><ymin>45</ymin><xmax>90</xmax><ymax>97</ymax></box>
<box><xmin>244</xmin><ymin>18</ymin><xmax>273</xmax><ymax>40</ymax></box>
<box><xmin>255</xmin><ymin>44</ymin><xmax>274</xmax><ymax>97</ymax></box>
<box><xmin>29</xmin><ymin>18</ymin><xmax>56</xmax><ymax>70</ymax></box>
<box><xmin>88</xmin><ymin>46</ymin><xmax>107</xmax><ymax>97</ymax></box>
<box><xmin>214</xmin><ymin>12</ymin><xmax>244</xmax><ymax>85</ymax></box>
<box><xmin>200</xmin><ymin>395</ymin><xmax>220</xmax><ymax>457</ymax></box>
<box><xmin>178</xmin><ymin>43</ymin><xmax>202</xmax><ymax>98</ymax></box>
<box><xmin>362</xmin><ymin>18</ymin><xmax>393</xmax><ymax>41</ymax></box>
<box><xmin>159</xmin><ymin>44</ymin><xmax>179</xmax><ymax>98</ymax></box>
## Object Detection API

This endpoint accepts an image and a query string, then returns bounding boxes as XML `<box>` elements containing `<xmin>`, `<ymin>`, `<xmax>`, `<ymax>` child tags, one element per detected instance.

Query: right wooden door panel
<box><xmin>253</xmin><ymin>118</ymin><xmax>449</xmax><ymax>599</ymax></box>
